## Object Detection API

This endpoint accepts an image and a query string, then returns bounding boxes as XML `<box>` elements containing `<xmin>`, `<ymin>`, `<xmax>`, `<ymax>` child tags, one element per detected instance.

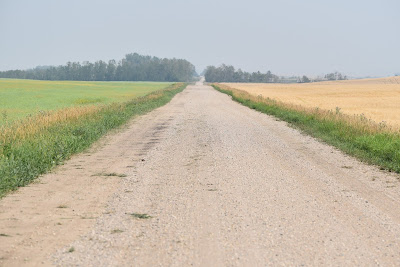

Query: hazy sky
<box><xmin>1</xmin><ymin>0</ymin><xmax>399</xmax><ymax>77</ymax></box>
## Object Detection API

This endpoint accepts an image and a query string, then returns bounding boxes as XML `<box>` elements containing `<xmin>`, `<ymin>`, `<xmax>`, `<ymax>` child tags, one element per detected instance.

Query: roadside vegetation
<box><xmin>213</xmin><ymin>84</ymin><xmax>400</xmax><ymax>174</ymax></box>
<box><xmin>0</xmin><ymin>83</ymin><xmax>187</xmax><ymax>197</ymax></box>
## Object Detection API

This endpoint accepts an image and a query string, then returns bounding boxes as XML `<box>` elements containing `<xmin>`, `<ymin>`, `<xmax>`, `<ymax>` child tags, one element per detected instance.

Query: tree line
<box><xmin>204</xmin><ymin>65</ymin><xmax>280</xmax><ymax>83</ymax></box>
<box><xmin>204</xmin><ymin>64</ymin><xmax>349</xmax><ymax>83</ymax></box>
<box><xmin>0</xmin><ymin>53</ymin><xmax>196</xmax><ymax>82</ymax></box>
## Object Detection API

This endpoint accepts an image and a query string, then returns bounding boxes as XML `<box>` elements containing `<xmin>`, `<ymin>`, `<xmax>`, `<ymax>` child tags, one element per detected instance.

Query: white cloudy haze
<box><xmin>0</xmin><ymin>0</ymin><xmax>399</xmax><ymax>77</ymax></box>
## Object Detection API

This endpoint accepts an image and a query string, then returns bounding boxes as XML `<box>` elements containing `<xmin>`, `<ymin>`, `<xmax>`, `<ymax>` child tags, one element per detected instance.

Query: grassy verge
<box><xmin>212</xmin><ymin>84</ymin><xmax>400</xmax><ymax>174</ymax></box>
<box><xmin>0</xmin><ymin>83</ymin><xmax>186</xmax><ymax>197</ymax></box>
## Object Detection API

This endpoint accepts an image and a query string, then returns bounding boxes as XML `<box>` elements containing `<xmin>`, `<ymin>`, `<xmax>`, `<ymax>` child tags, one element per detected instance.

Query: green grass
<box><xmin>0</xmin><ymin>83</ymin><xmax>186</xmax><ymax>197</ymax></box>
<box><xmin>213</xmin><ymin>84</ymin><xmax>400</xmax><ymax>174</ymax></box>
<box><xmin>0</xmin><ymin>79</ymin><xmax>172</xmax><ymax>124</ymax></box>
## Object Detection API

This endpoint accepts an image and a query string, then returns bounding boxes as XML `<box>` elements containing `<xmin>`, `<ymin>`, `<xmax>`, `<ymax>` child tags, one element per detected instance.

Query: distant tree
<box><xmin>106</xmin><ymin>60</ymin><xmax>116</xmax><ymax>81</ymax></box>
<box><xmin>325</xmin><ymin>73</ymin><xmax>336</xmax><ymax>80</ymax></box>
<box><xmin>301</xmin><ymin>75</ymin><xmax>311</xmax><ymax>83</ymax></box>
<box><xmin>325</xmin><ymin>72</ymin><xmax>346</xmax><ymax>81</ymax></box>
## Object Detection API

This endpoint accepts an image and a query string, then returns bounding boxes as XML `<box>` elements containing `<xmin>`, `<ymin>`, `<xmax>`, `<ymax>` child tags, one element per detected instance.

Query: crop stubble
<box><xmin>223</xmin><ymin>76</ymin><xmax>400</xmax><ymax>129</ymax></box>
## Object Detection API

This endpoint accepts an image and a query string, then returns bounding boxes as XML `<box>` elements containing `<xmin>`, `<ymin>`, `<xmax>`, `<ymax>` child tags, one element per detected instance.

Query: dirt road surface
<box><xmin>1</xmin><ymin>81</ymin><xmax>400</xmax><ymax>266</ymax></box>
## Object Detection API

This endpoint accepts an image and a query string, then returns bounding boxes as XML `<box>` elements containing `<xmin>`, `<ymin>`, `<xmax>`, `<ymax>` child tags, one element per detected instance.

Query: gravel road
<box><xmin>2</xmin><ymin>81</ymin><xmax>400</xmax><ymax>266</ymax></box>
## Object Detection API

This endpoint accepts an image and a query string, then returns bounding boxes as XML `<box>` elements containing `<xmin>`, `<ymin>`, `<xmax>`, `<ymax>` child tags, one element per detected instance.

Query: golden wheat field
<box><xmin>223</xmin><ymin>76</ymin><xmax>400</xmax><ymax>129</ymax></box>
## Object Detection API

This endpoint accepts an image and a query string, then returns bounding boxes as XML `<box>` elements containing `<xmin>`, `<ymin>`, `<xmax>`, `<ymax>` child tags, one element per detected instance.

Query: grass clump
<box><xmin>0</xmin><ymin>83</ymin><xmax>187</xmax><ymax>197</ymax></box>
<box><xmin>130</xmin><ymin>213</ymin><xmax>152</xmax><ymax>219</ymax></box>
<box><xmin>213</xmin><ymin>84</ymin><xmax>400</xmax><ymax>174</ymax></box>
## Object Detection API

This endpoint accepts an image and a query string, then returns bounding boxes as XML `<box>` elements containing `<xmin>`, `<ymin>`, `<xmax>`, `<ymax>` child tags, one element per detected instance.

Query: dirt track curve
<box><xmin>1</xmin><ymin>81</ymin><xmax>400</xmax><ymax>266</ymax></box>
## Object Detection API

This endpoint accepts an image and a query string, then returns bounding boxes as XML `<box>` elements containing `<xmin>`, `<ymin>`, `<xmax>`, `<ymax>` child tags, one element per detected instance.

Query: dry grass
<box><xmin>223</xmin><ymin>76</ymin><xmax>400</xmax><ymax>130</ymax></box>
<box><xmin>0</xmin><ymin>105</ymin><xmax>102</xmax><ymax>145</ymax></box>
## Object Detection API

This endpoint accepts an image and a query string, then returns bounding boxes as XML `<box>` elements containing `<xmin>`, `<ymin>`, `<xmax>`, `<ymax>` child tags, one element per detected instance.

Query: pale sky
<box><xmin>0</xmin><ymin>0</ymin><xmax>399</xmax><ymax>77</ymax></box>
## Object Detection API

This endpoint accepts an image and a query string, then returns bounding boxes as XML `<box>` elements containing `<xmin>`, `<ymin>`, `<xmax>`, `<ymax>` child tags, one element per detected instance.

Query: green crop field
<box><xmin>0</xmin><ymin>79</ymin><xmax>172</xmax><ymax>124</ymax></box>
<box><xmin>0</xmin><ymin>81</ymin><xmax>187</xmax><ymax>197</ymax></box>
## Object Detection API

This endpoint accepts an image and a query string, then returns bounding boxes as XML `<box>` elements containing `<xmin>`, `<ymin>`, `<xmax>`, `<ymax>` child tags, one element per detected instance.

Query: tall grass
<box><xmin>213</xmin><ymin>84</ymin><xmax>400</xmax><ymax>174</ymax></box>
<box><xmin>0</xmin><ymin>83</ymin><xmax>186</xmax><ymax>197</ymax></box>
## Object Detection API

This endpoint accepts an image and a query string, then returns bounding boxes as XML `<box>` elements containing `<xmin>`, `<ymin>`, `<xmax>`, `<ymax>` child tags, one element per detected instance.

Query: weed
<box><xmin>0</xmin><ymin>233</ymin><xmax>10</xmax><ymax>237</ymax></box>
<box><xmin>80</xmin><ymin>216</ymin><xmax>96</xmax><ymax>220</ymax></box>
<box><xmin>68</xmin><ymin>247</ymin><xmax>75</xmax><ymax>253</ymax></box>
<box><xmin>130</xmin><ymin>213</ymin><xmax>152</xmax><ymax>219</ymax></box>
<box><xmin>57</xmin><ymin>205</ymin><xmax>68</xmax><ymax>209</ymax></box>
<box><xmin>93</xmin><ymin>172</ymin><xmax>127</xmax><ymax>177</ymax></box>
<box><xmin>111</xmin><ymin>229</ymin><xmax>124</xmax><ymax>234</ymax></box>
<box><xmin>103</xmin><ymin>173</ymin><xmax>120</xmax><ymax>177</ymax></box>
